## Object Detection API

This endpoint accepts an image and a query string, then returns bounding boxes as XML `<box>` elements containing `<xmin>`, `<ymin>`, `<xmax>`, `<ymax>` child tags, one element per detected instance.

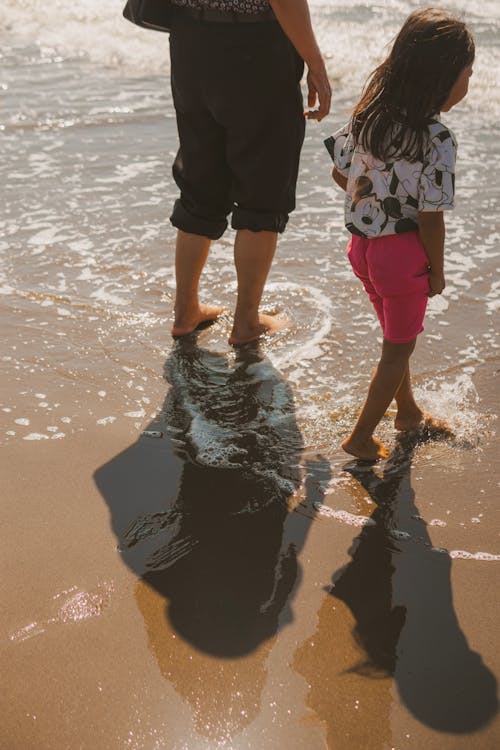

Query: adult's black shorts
<box><xmin>169</xmin><ymin>8</ymin><xmax>306</xmax><ymax>239</ymax></box>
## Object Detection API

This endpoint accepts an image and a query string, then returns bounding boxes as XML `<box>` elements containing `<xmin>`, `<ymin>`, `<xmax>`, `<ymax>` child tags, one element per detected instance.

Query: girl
<box><xmin>325</xmin><ymin>7</ymin><xmax>474</xmax><ymax>461</ymax></box>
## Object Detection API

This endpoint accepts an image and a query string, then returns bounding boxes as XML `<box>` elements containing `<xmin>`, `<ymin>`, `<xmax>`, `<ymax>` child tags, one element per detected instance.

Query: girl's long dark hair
<box><xmin>351</xmin><ymin>7</ymin><xmax>475</xmax><ymax>162</ymax></box>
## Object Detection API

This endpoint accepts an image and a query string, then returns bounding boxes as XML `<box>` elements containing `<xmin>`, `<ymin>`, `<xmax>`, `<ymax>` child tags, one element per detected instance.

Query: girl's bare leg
<box><xmin>229</xmin><ymin>229</ymin><xmax>288</xmax><ymax>345</ymax></box>
<box><xmin>394</xmin><ymin>365</ymin><xmax>424</xmax><ymax>430</ymax></box>
<box><xmin>394</xmin><ymin>364</ymin><xmax>452</xmax><ymax>434</ymax></box>
<box><xmin>342</xmin><ymin>339</ymin><xmax>416</xmax><ymax>461</ymax></box>
<box><xmin>171</xmin><ymin>230</ymin><xmax>226</xmax><ymax>336</ymax></box>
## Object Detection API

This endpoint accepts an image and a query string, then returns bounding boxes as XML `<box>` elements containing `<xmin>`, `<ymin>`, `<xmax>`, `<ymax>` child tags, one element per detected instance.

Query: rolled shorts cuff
<box><xmin>170</xmin><ymin>199</ymin><xmax>227</xmax><ymax>240</ymax></box>
<box><xmin>231</xmin><ymin>207</ymin><xmax>289</xmax><ymax>234</ymax></box>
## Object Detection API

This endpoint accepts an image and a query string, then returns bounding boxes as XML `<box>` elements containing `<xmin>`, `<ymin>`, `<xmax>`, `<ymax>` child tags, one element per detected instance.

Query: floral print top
<box><xmin>324</xmin><ymin>119</ymin><xmax>457</xmax><ymax>238</ymax></box>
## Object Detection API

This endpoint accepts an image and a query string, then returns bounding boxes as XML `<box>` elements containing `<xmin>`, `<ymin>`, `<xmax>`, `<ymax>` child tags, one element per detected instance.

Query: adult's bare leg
<box><xmin>171</xmin><ymin>230</ymin><xmax>226</xmax><ymax>336</ymax></box>
<box><xmin>229</xmin><ymin>229</ymin><xmax>288</xmax><ymax>345</ymax></box>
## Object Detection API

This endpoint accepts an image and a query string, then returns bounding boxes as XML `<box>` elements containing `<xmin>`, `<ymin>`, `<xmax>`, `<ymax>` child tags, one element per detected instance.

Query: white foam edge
<box><xmin>265</xmin><ymin>281</ymin><xmax>333</xmax><ymax>369</ymax></box>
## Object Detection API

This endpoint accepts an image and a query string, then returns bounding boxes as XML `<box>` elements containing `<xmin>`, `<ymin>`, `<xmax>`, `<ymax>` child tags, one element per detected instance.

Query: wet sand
<box><xmin>2</xmin><ymin>343</ymin><xmax>499</xmax><ymax>750</ymax></box>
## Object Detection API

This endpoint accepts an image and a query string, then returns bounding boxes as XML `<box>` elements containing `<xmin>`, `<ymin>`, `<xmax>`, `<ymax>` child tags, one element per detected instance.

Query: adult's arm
<box><xmin>418</xmin><ymin>210</ymin><xmax>446</xmax><ymax>296</ymax></box>
<box><xmin>269</xmin><ymin>0</ymin><xmax>331</xmax><ymax>121</ymax></box>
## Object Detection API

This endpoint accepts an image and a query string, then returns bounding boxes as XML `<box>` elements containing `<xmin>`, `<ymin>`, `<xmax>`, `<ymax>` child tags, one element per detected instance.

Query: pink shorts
<box><xmin>347</xmin><ymin>231</ymin><xmax>430</xmax><ymax>344</ymax></box>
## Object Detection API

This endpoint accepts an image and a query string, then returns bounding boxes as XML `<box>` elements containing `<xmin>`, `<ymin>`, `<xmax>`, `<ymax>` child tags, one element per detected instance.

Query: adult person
<box><xmin>168</xmin><ymin>0</ymin><xmax>331</xmax><ymax>344</ymax></box>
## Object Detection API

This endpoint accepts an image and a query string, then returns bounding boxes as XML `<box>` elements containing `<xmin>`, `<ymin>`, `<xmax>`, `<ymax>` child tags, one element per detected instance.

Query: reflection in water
<box><xmin>295</xmin><ymin>435</ymin><xmax>498</xmax><ymax>746</ymax></box>
<box><xmin>95</xmin><ymin>337</ymin><xmax>323</xmax><ymax>742</ymax></box>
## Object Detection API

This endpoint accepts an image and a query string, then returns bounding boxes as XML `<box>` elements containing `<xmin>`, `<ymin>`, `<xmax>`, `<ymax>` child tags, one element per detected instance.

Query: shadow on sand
<box><xmin>94</xmin><ymin>335</ymin><xmax>327</xmax><ymax>740</ymax></box>
<box><xmin>294</xmin><ymin>434</ymin><xmax>498</xmax><ymax>748</ymax></box>
<box><xmin>331</xmin><ymin>433</ymin><xmax>499</xmax><ymax>733</ymax></box>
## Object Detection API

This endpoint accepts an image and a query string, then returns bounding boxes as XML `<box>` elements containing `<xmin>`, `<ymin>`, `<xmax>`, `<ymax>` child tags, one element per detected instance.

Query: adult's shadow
<box><xmin>331</xmin><ymin>435</ymin><xmax>498</xmax><ymax>734</ymax></box>
<box><xmin>94</xmin><ymin>336</ymin><xmax>327</xmax><ymax>739</ymax></box>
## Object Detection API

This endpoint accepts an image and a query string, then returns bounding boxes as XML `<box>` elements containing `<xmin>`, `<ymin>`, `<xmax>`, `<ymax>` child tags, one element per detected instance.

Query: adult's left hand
<box><xmin>306</xmin><ymin>62</ymin><xmax>332</xmax><ymax>121</ymax></box>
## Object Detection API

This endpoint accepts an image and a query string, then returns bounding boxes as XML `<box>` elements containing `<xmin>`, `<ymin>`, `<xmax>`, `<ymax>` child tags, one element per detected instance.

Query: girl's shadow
<box><xmin>331</xmin><ymin>435</ymin><xmax>498</xmax><ymax>733</ymax></box>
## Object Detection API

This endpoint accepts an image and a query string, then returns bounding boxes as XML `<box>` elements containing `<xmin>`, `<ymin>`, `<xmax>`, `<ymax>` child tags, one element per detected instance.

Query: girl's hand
<box><xmin>428</xmin><ymin>270</ymin><xmax>446</xmax><ymax>296</ymax></box>
<box><xmin>418</xmin><ymin>211</ymin><xmax>445</xmax><ymax>296</ymax></box>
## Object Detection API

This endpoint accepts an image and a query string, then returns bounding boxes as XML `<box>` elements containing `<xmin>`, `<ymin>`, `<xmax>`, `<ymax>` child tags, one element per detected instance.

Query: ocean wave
<box><xmin>1</xmin><ymin>0</ymin><xmax>498</xmax><ymax>117</ymax></box>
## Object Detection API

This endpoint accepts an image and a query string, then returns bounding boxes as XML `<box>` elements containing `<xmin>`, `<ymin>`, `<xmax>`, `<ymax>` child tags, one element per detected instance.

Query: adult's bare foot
<box><xmin>228</xmin><ymin>313</ymin><xmax>289</xmax><ymax>346</ymax></box>
<box><xmin>171</xmin><ymin>304</ymin><xmax>227</xmax><ymax>337</ymax></box>
<box><xmin>341</xmin><ymin>434</ymin><xmax>389</xmax><ymax>461</ymax></box>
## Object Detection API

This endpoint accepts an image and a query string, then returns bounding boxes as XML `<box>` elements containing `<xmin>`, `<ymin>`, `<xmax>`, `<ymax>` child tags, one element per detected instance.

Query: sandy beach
<box><xmin>2</xmin><ymin>0</ymin><xmax>500</xmax><ymax>748</ymax></box>
<box><xmin>2</xmin><ymin>350</ymin><xmax>499</xmax><ymax>749</ymax></box>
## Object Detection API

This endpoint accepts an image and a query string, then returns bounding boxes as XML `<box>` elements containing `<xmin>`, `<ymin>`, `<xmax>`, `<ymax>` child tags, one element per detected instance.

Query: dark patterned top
<box><xmin>170</xmin><ymin>0</ymin><xmax>271</xmax><ymax>13</ymax></box>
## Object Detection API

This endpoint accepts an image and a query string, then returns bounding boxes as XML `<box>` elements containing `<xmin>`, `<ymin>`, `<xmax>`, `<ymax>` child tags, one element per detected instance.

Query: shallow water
<box><xmin>2</xmin><ymin>2</ymin><xmax>499</xmax><ymax>441</ymax></box>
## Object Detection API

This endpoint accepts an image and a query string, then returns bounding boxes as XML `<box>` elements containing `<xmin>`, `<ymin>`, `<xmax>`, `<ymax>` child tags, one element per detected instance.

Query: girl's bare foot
<box><xmin>229</xmin><ymin>313</ymin><xmax>289</xmax><ymax>346</ymax></box>
<box><xmin>171</xmin><ymin>304</ymin><xmax>227</xmax><ymax>337</ymax></box>
<box><xmin>341</xmin><ymin>435</ymin><xmax>389</xmax><ymax>461</ymax></box>
<box><xmin>394</xmin><ymin>406</ymin><xmax>424</xmax><ymax>431</ymax></box>
<box><xmin>421</xmin><ymin>415</ymin><xmax>454</xmax><ymax>438</ymax></box>
<box><xmin>395</xmin><ymin>410</ymin><xmax>453</xmax><ymax>438</ymax></box>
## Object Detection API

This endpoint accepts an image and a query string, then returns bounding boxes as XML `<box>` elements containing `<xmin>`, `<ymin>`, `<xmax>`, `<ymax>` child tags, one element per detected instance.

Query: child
<box><xmin>325</xmin><ymin>7</ymin><xmax>474</xmax><ymax>461</ymax></box>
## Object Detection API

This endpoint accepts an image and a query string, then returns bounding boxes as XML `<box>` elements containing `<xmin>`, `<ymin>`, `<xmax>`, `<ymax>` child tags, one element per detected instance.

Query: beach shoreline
<box><xmin>2</xmin><ymin>0</ymin><xmax>500</xmax><ymax>745</ymax></box>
